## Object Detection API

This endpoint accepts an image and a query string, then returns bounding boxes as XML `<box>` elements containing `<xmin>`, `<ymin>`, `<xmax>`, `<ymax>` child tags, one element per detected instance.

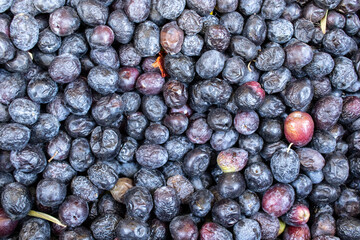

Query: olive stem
<box><xmin>28</xmin><ymin>52</ymin><xmax>33</xmax><ymax>60</ymax></box>
<box><xmin>247</xmin><ymin>61</ymin><xmax>253</xmax><ymax>72</ymax></box>
<box><xmin>320</xmin><ymin>10</ymin><xmax>328</xmax><ymax>34</ymax></box>
<box><xmin>287</xmin><ymin>143</ymin><xmax>294</xmax><ymax>153</ymax></box>
<box><xmin>48</xmin><ymin>150</ymin><xmax>58</xmax><ymax>162</ymax></box>
<box><xmin>28</xmin><ymin>210</ymin><xmax>66</xmax><ymax>228</ymax></box>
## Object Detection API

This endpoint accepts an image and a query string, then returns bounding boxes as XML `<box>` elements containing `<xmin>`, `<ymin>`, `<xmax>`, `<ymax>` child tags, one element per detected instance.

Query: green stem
<box><xmin>28</xmin><ymin>210</ymin><xmax>66</xmax><ymax>228</ymax></box>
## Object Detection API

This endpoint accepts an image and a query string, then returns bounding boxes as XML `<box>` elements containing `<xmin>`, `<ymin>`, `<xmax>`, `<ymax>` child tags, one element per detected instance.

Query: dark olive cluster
<box><xmin>0</xmin><ymin>0</ymin><xmax>360</xmax><ymax>239</ymax></box>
